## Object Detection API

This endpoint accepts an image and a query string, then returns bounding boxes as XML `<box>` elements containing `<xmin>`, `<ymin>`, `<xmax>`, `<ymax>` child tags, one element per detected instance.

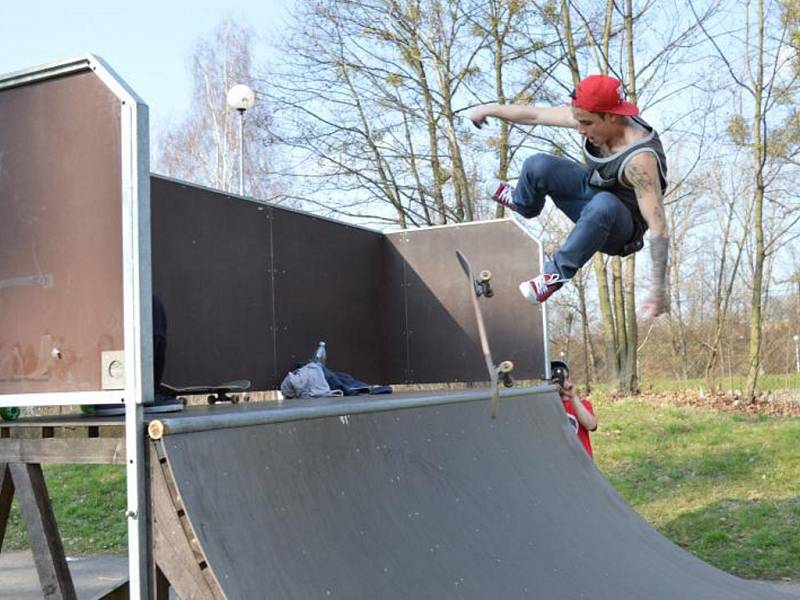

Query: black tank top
<box><xmin>581</xmin><ymin>116</ymin><xmax>668</xmax><ymax>233</ymax></box>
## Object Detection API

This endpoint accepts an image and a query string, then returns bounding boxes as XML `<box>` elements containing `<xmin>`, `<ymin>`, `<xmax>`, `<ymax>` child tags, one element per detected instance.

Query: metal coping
<box><xmin>0</xmin><ymin>54</ymin><xmax>145</xmax><ymax>104</ymax></box>
<box><xmin>149</xmin><ymin>385</ymin><xmax>556</xmax><ymax>439</ymax></box>
<box><xmin>0</xmin><ymin>57</ymin><xmax>93</xmax><ymax>91</ymax></box>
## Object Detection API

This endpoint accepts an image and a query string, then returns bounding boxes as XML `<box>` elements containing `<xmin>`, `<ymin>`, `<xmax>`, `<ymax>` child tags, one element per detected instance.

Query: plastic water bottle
<box><xmin>312</xmin><ymin>341</ymin><xmax>327</xmax><ymax>365</ymax></box>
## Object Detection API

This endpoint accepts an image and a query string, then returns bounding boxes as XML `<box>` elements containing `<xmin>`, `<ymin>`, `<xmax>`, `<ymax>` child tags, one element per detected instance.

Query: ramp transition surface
<box><xmin>152</xmin><ymin>388</ymin><xmax>794</xmax><ymax>599</ymax></box>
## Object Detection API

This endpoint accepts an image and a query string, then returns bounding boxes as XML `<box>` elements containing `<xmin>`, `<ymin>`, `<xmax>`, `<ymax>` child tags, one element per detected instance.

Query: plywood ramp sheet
<box><xmin>152</xmin><ymin>390</ymin><xmax>792</xmax><ymax>599</ymax></box>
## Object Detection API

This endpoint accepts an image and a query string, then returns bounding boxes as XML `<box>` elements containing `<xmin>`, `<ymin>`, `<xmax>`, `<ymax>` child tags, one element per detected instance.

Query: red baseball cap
<box><xmin>571</xmin><ymin>75</ymin><xmax>639</xmax><ymax>116</ymax></box>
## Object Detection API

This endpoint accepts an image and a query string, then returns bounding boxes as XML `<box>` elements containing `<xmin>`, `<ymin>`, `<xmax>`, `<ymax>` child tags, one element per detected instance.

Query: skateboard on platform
<box><xmin>160</xmin><ymin>379</ymin><xmax>252</xmax><ymax>405</ymax></box>
<box><xmin>76</xmin><ymin>379</ymin><xmax>252</xmax><ymax>417</ymax></box>
<box><xmin>455</xmin><ymin>250</ymin><xmax>514</xmax><ymax>418</ymax></box>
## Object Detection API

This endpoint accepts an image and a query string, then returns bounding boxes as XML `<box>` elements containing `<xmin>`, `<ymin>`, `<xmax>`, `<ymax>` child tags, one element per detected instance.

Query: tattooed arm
<box><xmin>624</xmin><ymin>153</ymin><xmax>670</xmax><ymax>317</ymax></box>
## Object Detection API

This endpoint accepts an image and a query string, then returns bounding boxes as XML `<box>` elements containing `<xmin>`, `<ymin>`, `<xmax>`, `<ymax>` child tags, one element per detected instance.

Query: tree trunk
<box><xmin>618</xmin><ymin>0</ymin><xmax>639</xmax><ymax>394</ymax></box>
<box><xmin>575</xmin><ymin>273</ymin><xmax>593</xmax><ymax>391</ymax></box>
<box><xmin>493</xmin><ymin>3</ymin><xmax>511</xmax><ymax>218</ymax></box>
<box><xmin>594</xmin><ymin>255</ymin><xmax>620</xmax><ymax>382</ymax></box>
<box><xmin>622</xmin><ymin>255</ymin><xmax>638</xmax><ymax>392</ymax></box>
<box><xmin>611</xmin><ymin>256</ymin><xmax>627</xmax><ymax>389</ymax></box>
<box><xmin>744</xmin><ymin>0</ymin><xmax>766</xmax><ymax>402</ymax></box>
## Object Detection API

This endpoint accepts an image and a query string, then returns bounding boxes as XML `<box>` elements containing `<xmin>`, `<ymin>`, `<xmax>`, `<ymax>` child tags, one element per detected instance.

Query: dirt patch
<box><xmin>609</xmin><ymin>389</ymin><xmax>800</xmax><ymax>418</ymax></box>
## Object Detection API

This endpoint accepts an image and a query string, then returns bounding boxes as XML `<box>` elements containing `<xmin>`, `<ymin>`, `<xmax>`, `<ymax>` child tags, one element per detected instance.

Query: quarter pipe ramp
<box><xmin>149</xmin><ymin>388</ymin><xmax>793</xmax><ymax>599</ymax></box>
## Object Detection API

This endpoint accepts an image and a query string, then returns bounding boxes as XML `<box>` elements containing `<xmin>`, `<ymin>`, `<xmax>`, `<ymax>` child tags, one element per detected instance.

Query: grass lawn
<box><xmin>593</xmin><ymin>394</ymin><xmax>800</xmax><ymax>580</ymax></box>
<box><xmin>2</xmin><ymin>393</ymin><xmax>799</xmax><ymax>581</ymax></box>
<box><xmin>2</xmin><ymin>465</ymin><xmax>127</xmax><ymax>554</ymax></box>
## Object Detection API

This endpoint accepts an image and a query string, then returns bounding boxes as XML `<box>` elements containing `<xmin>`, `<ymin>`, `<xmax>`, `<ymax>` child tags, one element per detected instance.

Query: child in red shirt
<box><xmin>551</xmin><ymin>361</ymin><xmax>597</xmax><ymax>458</ymax></box>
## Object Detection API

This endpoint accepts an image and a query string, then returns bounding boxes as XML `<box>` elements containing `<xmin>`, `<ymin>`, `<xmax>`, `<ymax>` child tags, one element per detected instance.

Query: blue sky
<box><xmin>0</xmin><ymin>1</ymin><xmax>292</xmax><ymax>130</ymax></box>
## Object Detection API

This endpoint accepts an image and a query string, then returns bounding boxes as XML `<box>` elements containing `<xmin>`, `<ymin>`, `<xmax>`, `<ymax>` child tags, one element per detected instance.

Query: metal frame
<box><xmin>0</xmin><ymin>55</ymin><xmax>152</xmax><ymax>597</ymax></box>
<box><xmin>503</xmin><ymin>217</ymin><xmax>551</xmax><ymax>380</ymax></box>
<box><xmin>500</xmin><ymin>218</ymin><xmax>550</xmax><ymax>379</ymax></box>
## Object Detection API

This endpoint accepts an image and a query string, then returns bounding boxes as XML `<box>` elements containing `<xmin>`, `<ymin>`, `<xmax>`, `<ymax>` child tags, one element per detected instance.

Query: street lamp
<box><xmin>793</xmin><ymin>335</ymin><xmax>799</xmax><ymax>374</ymax></box>
<box><xmin>226</xmin><ymin>84</ymin><xmax>256</xmax><ymax>196</ymax></box>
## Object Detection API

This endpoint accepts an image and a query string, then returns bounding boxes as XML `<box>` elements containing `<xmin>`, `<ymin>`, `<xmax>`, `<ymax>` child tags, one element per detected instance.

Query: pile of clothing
<box><xmin>280</xmin><ymin>363</ymin><xmax>391</xmax><ymax>400</ymax></box>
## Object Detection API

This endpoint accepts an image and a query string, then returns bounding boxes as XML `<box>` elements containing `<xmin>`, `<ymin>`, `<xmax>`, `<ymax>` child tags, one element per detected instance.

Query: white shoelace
<box><xmin>533</xmin><ymin>273</ymin><xmax>560</xmax><ymax>293</ymax></box>
<box><xmin>497</xmin><ymin>185</ymin><xmax>515</xmax><ymax>206</ymax></box>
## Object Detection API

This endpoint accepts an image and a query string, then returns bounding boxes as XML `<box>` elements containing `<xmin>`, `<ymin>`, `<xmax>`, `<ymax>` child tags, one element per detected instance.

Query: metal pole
<box><xmin>238</xmin><ymin>109</ymin><xmax>244</xmax><ymax>196</ymax></box>
<box><xmin>793</xmin><ymin>335</ymin><xmax>799</xmax><ymax>373</ymax></box>
<box><xmin>148</xmin><ymin>386</ymin><xmax>553</xmax><ymax>439</ymax></box>
<box><xmin>227</xmin><ymin>84</ymin><xmax>254</xmax><ymax>196</ymax></box>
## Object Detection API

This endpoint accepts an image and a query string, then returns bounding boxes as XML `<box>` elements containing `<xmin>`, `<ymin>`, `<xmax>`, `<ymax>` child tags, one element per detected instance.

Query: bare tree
<box><xmin>262</xmin><ymin>0</ymin><xmax>508</xmax><ymax>227</ymax></box>
<box><xmin>701</xmin><ymin>162</ymin><xmax>751</xmax><ymax>388</ymax></box>
<box><xmin>665</xmin><ymin>169</ymin><xmax>702</xmax><ymax>380</ymax></box>
<box><xmin>466</xmin><ymin>0</ymin><xmax>565</xmax><ymax>218</ymax></box>
<box><xmin>154</xmin><ymin>17</ymin><xmax>273</xmax><ymax>199</ymax></box>
<box><xmin>691</xmin><ymin>0</ymin><xmax>800</xmax><ymax>400</ymax></box>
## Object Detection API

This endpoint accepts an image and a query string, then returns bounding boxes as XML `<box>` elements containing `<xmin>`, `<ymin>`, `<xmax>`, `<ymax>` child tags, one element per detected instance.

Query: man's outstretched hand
<box><xmin>640</xmin><ymin>288</ymin><xmax>669</xmax><ymax>318</ymax></box>
<box><xmin>469</xmin><ymin>107</ymin><xmax>490</xmax><ymax>129</ymax></box>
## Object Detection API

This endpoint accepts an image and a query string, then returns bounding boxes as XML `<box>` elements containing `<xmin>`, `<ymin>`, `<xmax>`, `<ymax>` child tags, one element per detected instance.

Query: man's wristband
<box><xmin>650</xmin><ymin>236</ymin><xmax>669</xmax><ymax>290</ymax></box>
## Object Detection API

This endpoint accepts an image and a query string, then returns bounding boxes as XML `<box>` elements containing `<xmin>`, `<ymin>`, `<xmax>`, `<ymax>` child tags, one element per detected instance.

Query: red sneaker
<box><xmin>519</xmin><ymin>273</ymin><xmax>564</xmax><ymax>304</ymax></box>
<box><xmin>491</xmin><ymin>182</ymin><xmax>518</xmax><ymax>212</ymax></box>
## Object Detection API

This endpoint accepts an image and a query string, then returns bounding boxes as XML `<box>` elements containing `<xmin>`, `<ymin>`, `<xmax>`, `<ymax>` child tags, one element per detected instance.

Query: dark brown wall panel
<box><xmin>270</xmin><ymin>210</ymin><xmax>385</xmax><ymax>384</ymax></box>
<box><xmin>385</xmin><ymin>222</ymin><xmax>546</xmax><ymax>383</ymax></box>
<box><xmin>151</xmin><ymin>178</ymin><xmax>544</xmax><ymax>389</ymax></box>
<box><xmin>151</xmin><ymin>178</ymin><xmax>274</xmax><ymax>388</ymax></box>
<box><xmin>0</xmin><ymin>71</ymin><xmax>123</xmax><ymax>393</ymax></box>
<box><xmin>151</xmin><ymin>179</ymin><xmax>385</xmax><ymax>389</ymax></box>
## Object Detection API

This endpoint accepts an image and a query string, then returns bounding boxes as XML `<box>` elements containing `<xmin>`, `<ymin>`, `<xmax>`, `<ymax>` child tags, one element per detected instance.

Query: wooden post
<box><xmin>155</xmin><ymin>565</ymin><xmax>170</xmax><ymax>600</ymax></box>
<box><xmin>0</xmin><ymin>462</ymin><xmax>13</xmax><ymax>552</ymax></box>
<box><xmin>9</xmin><ymin>463</ymin><xmax>77</xmax><ymax>600</ymax></box>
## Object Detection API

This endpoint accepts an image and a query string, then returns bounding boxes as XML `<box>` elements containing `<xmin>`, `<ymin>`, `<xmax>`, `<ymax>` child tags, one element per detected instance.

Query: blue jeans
<box><xmin>512</xmin><ymin>153</ymin><xmax>635</xmax><ymax>279</ymax></box>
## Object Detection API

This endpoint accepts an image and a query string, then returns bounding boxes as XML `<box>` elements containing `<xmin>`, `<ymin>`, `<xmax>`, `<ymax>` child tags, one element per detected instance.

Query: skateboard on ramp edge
<box><xmin>455</xmin><ymin>250</ymin><xmax>514</xmax><ymax>418</ymax></box>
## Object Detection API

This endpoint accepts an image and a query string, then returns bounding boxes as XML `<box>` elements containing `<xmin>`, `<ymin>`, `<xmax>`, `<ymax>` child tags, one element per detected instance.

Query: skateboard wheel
<box><xmin>208</xmin><ymin>395</ymin><xmax>216</xmax><ymax>405</ymax></box>
<box><xmin>477</xmin><ymin>271</ymin><xmax>494</xmax><ymax>298</ymax></box>
<box><xmin>80</xmin><ymin>405</ymin><xmax>96</xmax><ymax>415</ymax></box>
<box><xmin>0</xmin><ymin>406</ymin><xmax>20</xmax><ymax>421</ymax></box>
<box><xmin>498</xmin><ymin>360</ymin><xmax>514</xmax><ymax>373</ymax></box>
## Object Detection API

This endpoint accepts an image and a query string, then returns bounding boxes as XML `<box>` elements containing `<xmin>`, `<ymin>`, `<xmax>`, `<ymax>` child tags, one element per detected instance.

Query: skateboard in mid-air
<box><xmin>455</xmin><ymin>250</ymin><xmax>514</xmax><ymax>418</ymax></box>
<box><xmin>160</xmin><ymin>379</ymin><xmax>252</xmax><ymax>405</ymax></box>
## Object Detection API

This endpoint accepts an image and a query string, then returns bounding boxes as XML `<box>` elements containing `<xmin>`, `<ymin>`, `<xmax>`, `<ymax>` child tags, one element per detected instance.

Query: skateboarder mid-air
<box><xmin>470</xmin><ymin>74</ymin><xmax>669</xmax><ymax>318</ymax></box>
